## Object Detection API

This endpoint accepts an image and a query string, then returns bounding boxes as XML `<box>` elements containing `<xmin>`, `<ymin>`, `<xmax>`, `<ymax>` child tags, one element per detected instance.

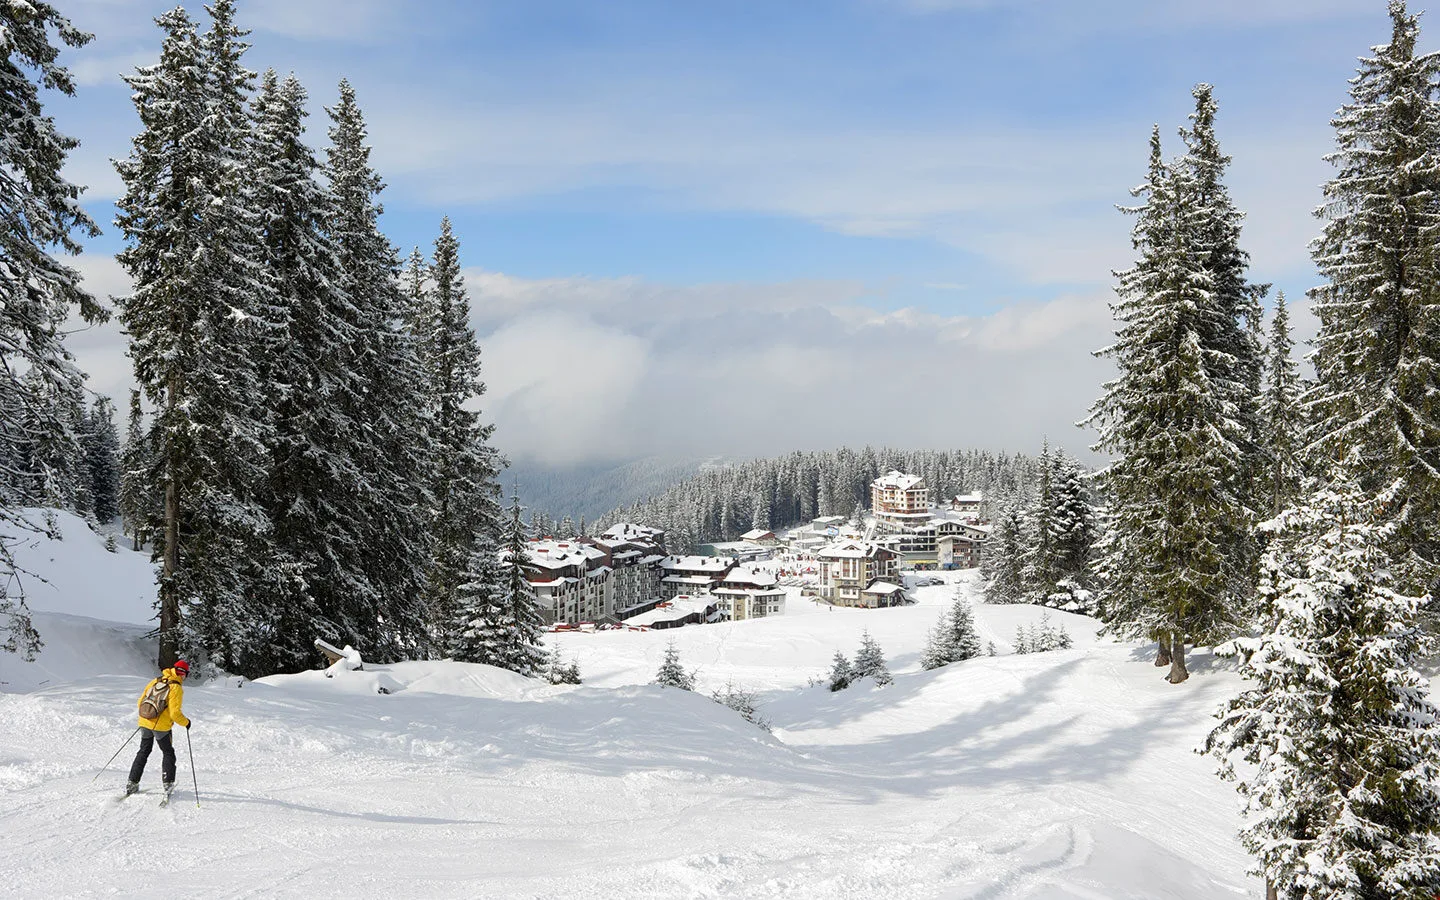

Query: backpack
<box><xmin>138</xmin><ymin>677</ymin><xmax>171</xmax><ymax>720</ymax></box>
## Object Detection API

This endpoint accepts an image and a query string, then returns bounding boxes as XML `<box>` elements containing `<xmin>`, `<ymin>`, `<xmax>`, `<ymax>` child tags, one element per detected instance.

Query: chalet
<box><xmin>740</xmin><ymin>529</ymin><xmax>779</xmax><ymax>546</ymax></box>
<box><xmin>816</xmin><ymin>539</ymin><xmax>902</xmax><ymax>607</ymax></box>
<box><xmin>711</xmin><ymin>567</ymin><xmax>786</xmax><ymax>621</ymax></box>
<box><xmin>860</xmin><ymin>580</ymin><xmax>907</xmax><ymax>608</ymax></box>
<box><xmin>949</xmin><ymin>493</ymin><xmax>984</xmax><ymax>516</ymax></box>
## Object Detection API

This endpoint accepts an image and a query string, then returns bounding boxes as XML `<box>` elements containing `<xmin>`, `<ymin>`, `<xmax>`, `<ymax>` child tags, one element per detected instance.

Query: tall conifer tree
<box><xmin>417</xmin><ymin>219</ymin><xmax>504</xmax><ymax>645</ymax></box>
<box><xmin>1307</xmin><ymin>1</ymin><xmax>1440</xmax><ymax>593</ymax></box>
<box><xmin>1086</xmin><ymin>113</ymin><xmax>1251</xmax><ymax>683</ymax></box>
<box><xmin>323</xmin><ymin>80</ymin><xmax>434</xmax><ymax>660</ymax></box>
<box><xmin>116</xmin><ymin>4</ymin><xmax>274</xmax><ymax>669</ymax></box>
<box><xmin>0</xmin><ymin>0</ymin><xmax>100</xmax><ymax>657</ymax></box>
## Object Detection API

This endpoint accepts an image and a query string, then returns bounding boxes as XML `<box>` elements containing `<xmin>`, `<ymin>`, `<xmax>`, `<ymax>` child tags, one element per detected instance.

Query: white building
<box><xmin>516</xmin><ymin>540</ymin><xmax>612</xmax><ymax>624</ymax></box>
<box><xmin>584</xmin><ymin>523</ymin><xmax>666</xmax><ymax>618</ymax></box>
<box><xmin>816</xmin><ymin>539</ymin><xmax>903</xmax><ymax>607</ymax></box>
<box><xmin>870</xmin><ymin>471</ymin><xmax>931</xmax><ymax>527</ymax></box>
<box><xmin>658</xmin><ymin>555</ymin><xmax>737</xmax><ymax>599</ymax></box>
<box><xmin>711</xmin><ymin>567</ymin><xmax>787</xmax><ymax>621</ymax></box>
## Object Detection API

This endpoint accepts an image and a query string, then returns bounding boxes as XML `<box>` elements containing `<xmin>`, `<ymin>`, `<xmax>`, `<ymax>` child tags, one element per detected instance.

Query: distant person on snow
<box><xmin>125</xmin><ymin>659</ymin><xmax>192</xmax><ymax>796</ymax></box>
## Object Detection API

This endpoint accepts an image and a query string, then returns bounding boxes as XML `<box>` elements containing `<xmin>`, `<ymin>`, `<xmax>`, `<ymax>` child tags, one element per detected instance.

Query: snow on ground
<box><xmin>0</xmin><ymin>521</ymin><xmax>1261</xmax><ymax>898</ymax></box>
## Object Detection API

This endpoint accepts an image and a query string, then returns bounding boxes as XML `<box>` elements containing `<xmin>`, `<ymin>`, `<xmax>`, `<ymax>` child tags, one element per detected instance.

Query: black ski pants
<box><xmin>127</xmin><ymin>727</ymin><xmax>175</xmax><ymax>785</ymax></box>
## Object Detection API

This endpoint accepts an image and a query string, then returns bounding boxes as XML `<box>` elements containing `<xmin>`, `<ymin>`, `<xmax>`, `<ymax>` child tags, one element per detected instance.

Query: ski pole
<box><xmin>92</xmin><ymin>727</ymin><xmax>141</xmax><ymax>782</ymax></box>
<box><xmin>185</xmin><ymin>725</ymin><xmax>199</xmax><ymax>807</ymax></box>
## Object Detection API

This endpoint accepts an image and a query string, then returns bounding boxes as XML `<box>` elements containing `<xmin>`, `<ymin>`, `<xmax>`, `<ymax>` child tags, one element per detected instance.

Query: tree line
<box><xmin>588</xmin><ymin>446</ymin><xmax>1044</xmax><ymax>554</ymax></box>
<box><xmin>0</xmin><ymin>1</ymin><xmax>551</xmax><ymax>681</ymax></box>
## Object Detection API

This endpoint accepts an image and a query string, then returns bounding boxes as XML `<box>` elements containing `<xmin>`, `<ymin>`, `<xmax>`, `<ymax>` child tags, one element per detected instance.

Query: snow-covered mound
<box><xmin>0</xmin><ymin>517</ymin><xmax>1260</xmax><ymax>897</ymax></box>
<box><xmin>1</xmin><ymin>510</ymin><xmax>158</xmax><ymax>691</ymax></box>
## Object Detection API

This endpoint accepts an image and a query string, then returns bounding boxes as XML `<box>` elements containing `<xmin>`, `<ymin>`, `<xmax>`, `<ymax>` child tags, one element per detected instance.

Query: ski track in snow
<box><xmin>0</xmin><ymin>520</ymin><xmax>1261</xmax><ymax>897</ymax></box>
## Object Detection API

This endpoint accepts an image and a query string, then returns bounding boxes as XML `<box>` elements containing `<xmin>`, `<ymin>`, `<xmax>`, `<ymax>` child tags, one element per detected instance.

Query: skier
<box><xmin>125</xmin><ymin>659</ymin><xmax>192</xmax><ymax>797</ymax></box>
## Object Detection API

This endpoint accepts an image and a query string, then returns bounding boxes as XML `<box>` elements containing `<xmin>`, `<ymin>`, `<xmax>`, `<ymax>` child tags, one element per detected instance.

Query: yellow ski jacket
<box><xmin>136</xmin><ymin>668</ymin><xmax>190</xmax><ymax>731</ymax></box>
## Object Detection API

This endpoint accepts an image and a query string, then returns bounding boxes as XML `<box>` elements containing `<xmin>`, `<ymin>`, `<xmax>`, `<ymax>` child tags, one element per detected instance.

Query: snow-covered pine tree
<box><xmin>417</xmin><ymin>219</ymin><xmax>504</xmax><ymax>645</ymax></box>
<box><xmin>1181</xmin><ymin>83</ymin><xmax>1267</xmax><ymax>526</ymax></box>
<box><xmin>1013</xmin><ymin>624</ymin><xmax>1031</xmax><ymax>654</ymax></box>
<box><xmin>449</xmin><ymin>526</ymin><xmax>506</xmax><ymax>666</ymax></box>
<box><xmin>1085</xmin><ymin>117</ymin><xmax>1251</xmax><ymax>684</ymax></box>
<box><xmin>0</xmin><ymin>0</ymin><xmax>103</xmax><ymax>654</ymax></box>
<box><xmin>1207</xmin><ymin>470</ymin><xmax>1440</xmax><ymax>899</ymax></box>
<box><xmin>1307</xmin><ymin>1</ymin><xmax>1440</xmax><ymax>596</ymax></box>
<box><xmin>17</xmin><ymin>365</ymin><xmax>85</xmax><ymax>511</ymax></box>
<box><xmin>852</xmin><ymin>630</ymin><xmax>892</xmax><ymax>686</ymax></box>
<box><xmin>244</xmin><ymin>68</ymin><xmax>377</xmax><ymax>673</ymax></box>
<box><xmin>655</xmin><ymin>640</ymin><xmax>695</xmax><ymax>690</ymax></box>
<box><xmin>827</xmin><ymin>650</ymin><xmax>854</xmax><ymax>692</ymax></box>
<box><xmin>712</xmin><ymin>682</ymin><xmax>770</xmax><ymax>732</ymax></box>
<box><xmin>118</xmin><ymin>390</ymin><xmax>151</xmax><ymax>551</ymax></box>
<box><xmin>496</xmin><ymin>494</ymin><xmax>547</xmax><ymax>677</ymax></box>
<box><xmin>1262</xmin><ymin>292</ymin><xmax>1303</xmax><ymax>517</ymax></box>
<box><xmin>1046</xmin><ymin>450</ymin><xmax>1097</xmax><ymax>612</ymax></box>
<box><xmin>943</xmin><ymin>591</ymin><xmax>984</xmax><ymax>662</ymax></box>
<box><xmin>1018</xmin><ymin>441</ymin><xmax>1057</xmax><ymax>603</ymax></box>
<box><xmin>322</xmin><ymin>79</ymin><xmax>434</xmax><ymax>661</ymax></box>
<box><xmin>920</xmin><ymin>622</ymin><xmax>951</xmax><ymax>671</ymax></box>
<box><xmin>80</xmin><ymin>397</ymin><xmax>121</xmax><ymax>524</ymax></box>
<box><xmin>115</xmin><ymin>4</ymin><xmax>274</xmax><ymax>670</ymax></box>
<box><xmin>979</xmin><ymin>504</ymin><xmax>1025</xmax><ymax>603</ymax></box>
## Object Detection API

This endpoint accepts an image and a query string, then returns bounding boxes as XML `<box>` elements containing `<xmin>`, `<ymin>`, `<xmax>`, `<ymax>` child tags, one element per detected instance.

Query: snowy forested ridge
<box><xmin>586</xmin><ymin>446</ymin><xmax>1041</xmax><ymax>553</ymax></box>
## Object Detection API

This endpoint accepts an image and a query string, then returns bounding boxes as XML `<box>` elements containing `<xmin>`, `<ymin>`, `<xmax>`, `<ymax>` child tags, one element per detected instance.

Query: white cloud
<box><xmin>472</xmin><ymin>272</ymin><xmax>1113</xmax><ymax>464</ymax></box>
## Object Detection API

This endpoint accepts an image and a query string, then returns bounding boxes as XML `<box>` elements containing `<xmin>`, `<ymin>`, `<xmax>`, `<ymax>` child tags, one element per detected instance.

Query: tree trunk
<box><xmin>1265</xmin><ymin>879</ymin><xmax>1277</xmax><ymax>900</ymax></box>
<box><xmin>158</xmin><ymin>378</ymin><xmax>181</xmax><ymax>669</ymax></box>
<box><xmin>1166</xmin><ymin>635</ymin><xmax>1189</xmax><ymax>684</ymax></box>
<box><xmin>1154</xmin><ymin>633</ymin><xmax>1172</xmax><ymax>667</ymax></box>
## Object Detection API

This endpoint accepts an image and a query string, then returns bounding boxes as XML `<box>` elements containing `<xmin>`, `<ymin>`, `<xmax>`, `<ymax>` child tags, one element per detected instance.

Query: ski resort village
<box><xmin>5</xmin><ymin>1</ymin><xmax>1440</xmax><ymax>899</ymax></box>
<box><xmin>526</xmin><ymin>470</ymin><xmax>989</xmax><ymax>630</ymax></box>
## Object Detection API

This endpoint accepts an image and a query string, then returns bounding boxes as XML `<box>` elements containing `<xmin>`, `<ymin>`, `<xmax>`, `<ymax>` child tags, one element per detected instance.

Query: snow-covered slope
<box><xmin>0</xmin><ymin>517</ymin><xmax>1260</xmax><ymax>898</ymax></box>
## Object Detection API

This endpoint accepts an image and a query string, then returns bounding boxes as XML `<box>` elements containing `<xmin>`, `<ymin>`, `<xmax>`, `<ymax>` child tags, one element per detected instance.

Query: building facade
<box><xmin>816</xmin><ymin>539</ymin><xmax>902</xmax><ymax>607</ymax></box>
<box><xmin>711</xmin><ymin>568</ymin><xmax>787</xmax><ymax>620</ymax></box>
<box><xmin>870</xmin><ymin>471</ymin><xmax>931</xmax><ymax>527</ymax></box>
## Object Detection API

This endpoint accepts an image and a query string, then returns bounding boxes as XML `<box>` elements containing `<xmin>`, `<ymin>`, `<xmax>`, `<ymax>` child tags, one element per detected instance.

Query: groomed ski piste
<box><xmin>2</xmin><ymin>511</ymin><xmax>1264</xmax><ymax>898</ymax></box>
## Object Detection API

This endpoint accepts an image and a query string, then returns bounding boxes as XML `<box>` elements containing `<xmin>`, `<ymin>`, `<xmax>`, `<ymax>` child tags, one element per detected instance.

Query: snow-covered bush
<box><xmin>654</xmin><ymin>641</ymin><xmax>695</xmax><ymax>691</ymax></box>
<box><xmin>712</xmin><ymin>681</ymin><xmax>771</xmax><ymax>732</ymax></box>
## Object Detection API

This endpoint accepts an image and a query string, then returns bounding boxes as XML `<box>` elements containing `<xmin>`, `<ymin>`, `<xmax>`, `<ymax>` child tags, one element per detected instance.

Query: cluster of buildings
<box><xmin>514</xmin><ymin>523</ymin><xmax>787</xmax><ymax>629</ymax></box>
<box><xmin>515</xmin><ymin>470</ymin><xmax>990</xmax><ymax>626</ymax></box>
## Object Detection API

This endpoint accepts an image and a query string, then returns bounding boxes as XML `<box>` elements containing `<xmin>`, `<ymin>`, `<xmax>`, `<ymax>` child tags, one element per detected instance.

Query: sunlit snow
<box><xmin>0</xmin><ymin>511</ymin><xmax>1260</xmax><ymax>898</ymax></box>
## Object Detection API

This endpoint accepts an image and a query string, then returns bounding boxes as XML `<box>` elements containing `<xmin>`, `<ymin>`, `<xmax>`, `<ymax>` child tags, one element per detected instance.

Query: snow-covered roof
<box><xmin>817</xmin><ymin>539</ymin><xmax>893</xmax><ymax>560</ymax></box>
<box><xmin>625</xmin><ymin>595</ymin><xmax>716</xmax><ymax>627</ymax></box>
<box><xmin>874</xmin><ymin>470</ymin><xmax>925</xmax><ymax>491</ymax></box>
<box><xmin>721</xmin><ymin>568</ymin><xmax>778</xmax><ymax>588</ymax></box>
<box><xmin>952</xmin><ymin>493</ymin><xmax>984</xmax><ymax>504</ymax></box>
<box><xmin>863</xmin><ymin>580</ymin><xmax>904</xmax><ymax>595</ymax></box>
<box><xmin>660</xmin><ymin>555</ymin><xmax>734</xmax><ymax>572</ymax></box>
<box><xmin>598</xmin><ymin>522</ymin><xmax>665</xmax><ymax>542</ymax></box>
<box><xmin>713</xmin><ymin>585</ymin><xmax>785</xmax><ymax>599</ymax></box>
<box><xmin>520</xmin><ymin>540</ymin><xmax>607</xmax><ymax>571</ymax></box>
<box><xmin>662</xmin><ymin>575</ymin><xmax>717</xmax><ymax>585</ymax></box>
<box><xmin>740</xmin><ymin>529</ymin><xmax>775</xmax><ymax>541</ymax></box>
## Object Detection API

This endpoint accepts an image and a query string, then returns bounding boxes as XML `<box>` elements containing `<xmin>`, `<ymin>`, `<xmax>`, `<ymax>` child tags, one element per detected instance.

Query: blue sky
<box><xmin>54</xmin><ymin>0</ymin><xmax>1408</xmax><ymax>465</ymax></box>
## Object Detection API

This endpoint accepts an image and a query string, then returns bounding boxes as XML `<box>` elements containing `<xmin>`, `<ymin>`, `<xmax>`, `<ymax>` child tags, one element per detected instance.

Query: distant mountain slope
<box><xmin>501</xmin><ymin>455</ymin><xmax>733</xmax><ymax>521</ymax></box>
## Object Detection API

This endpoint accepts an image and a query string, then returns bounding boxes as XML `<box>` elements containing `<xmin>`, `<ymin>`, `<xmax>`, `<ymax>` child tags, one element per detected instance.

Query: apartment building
<box><xmin>711</xmin><ymin>568</ymin><xmax>787</xmax><ymax>621</ymax></box>
<box><xmin>816</xmin><ymin>539</ymin><xmax>902</xmax><ymax>607</ymax></box>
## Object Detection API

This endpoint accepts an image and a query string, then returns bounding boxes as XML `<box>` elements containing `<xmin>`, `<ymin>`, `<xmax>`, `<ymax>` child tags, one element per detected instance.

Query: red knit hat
<box><xmin>173</xmin><ymin>659</ymin><xmax>190</xmax><ymax>676</ymax></box>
